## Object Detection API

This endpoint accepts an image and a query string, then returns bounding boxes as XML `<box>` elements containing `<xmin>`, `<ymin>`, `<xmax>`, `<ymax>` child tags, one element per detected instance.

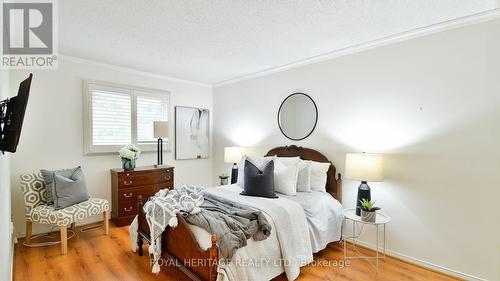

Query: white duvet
<box><xmin>281</xmin><ymin>190</ymin><xmax>344</xmax><ymax>253</ymax></box>
<box><xmin>130</xmin><ymin>184</ymin><xmax>343</xmax><ymax>281</ymax></box>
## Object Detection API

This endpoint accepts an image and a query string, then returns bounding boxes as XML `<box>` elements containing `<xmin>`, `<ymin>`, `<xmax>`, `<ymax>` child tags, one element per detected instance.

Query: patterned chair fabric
<box><xmin>20</xmin><ymin>173</ymin><xmax>109</xmax><ymax>227</ymax></box>
<box><xmin>20</xmin><ymin>173</ymin><xmax>48</xmax><ymax>219</ymax></box>
<box><xmin>30</xmin><ymin>198</ymin><xmax>109</xmax><ymax>226</ymax></box>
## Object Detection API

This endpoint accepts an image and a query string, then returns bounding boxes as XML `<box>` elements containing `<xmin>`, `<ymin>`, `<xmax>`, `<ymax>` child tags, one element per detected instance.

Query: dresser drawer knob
<box><xmin>123</xmin><ymin>181</ymin><xmax>133</xmax><ymax>186</ymax></box>
<box><xmin>123</xmin><ymin>193</ymin><xmax>133</xmax><ymax>198</ymax></box>
<box><xmin>126</xmin><ymin>173</ymin><xmax>130</xmax><ymax>176</ymax></box>
<box><xmin>123</xmin><ymin>207</ymin><xmax>132</xmax><ymax>212</ymax></box>
<box><xmin>164</xmin><ymin>175</ymin><xmax>171</xmax><ymax>181</ymax></box>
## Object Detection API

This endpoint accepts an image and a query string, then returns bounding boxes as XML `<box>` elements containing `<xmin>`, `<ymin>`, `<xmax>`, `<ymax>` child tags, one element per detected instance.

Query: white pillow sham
<box><xmin>273</xmin><ymin>160</ymin><xmax>299</xmax><ymax>196</ymax></box>
<box><xmin>310</xmin><ymin>161</ymin><xmax>330</xmax><ymax>192</ymax></box>
<box><xmin>296</xmin><ymin>160</ymin><xmax>312</xmax><ymax>192</ymax></box>
<box><xmin>275</xmin><ymin>156</ymin><xmax>300</xmax><ymax>166</ymax></box>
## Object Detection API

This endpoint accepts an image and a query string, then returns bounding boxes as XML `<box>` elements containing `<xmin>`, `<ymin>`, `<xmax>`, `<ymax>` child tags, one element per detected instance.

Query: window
<box><xmin>136</xmin><ymin>94</ymin><xmax>168</xmax><ymax>143</ymax></box>
<box><xmin>84</xmin><ymin>82</ymin><xmax>169</xmax><ymax>154</ymax></box>
<box><xmin>91</xmin><ymin>89</ymin><xmax>132</xmax><ymax>145</ymax></box>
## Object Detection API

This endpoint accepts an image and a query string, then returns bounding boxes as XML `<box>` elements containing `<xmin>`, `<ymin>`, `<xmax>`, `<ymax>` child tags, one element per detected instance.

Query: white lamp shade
<box><xmin>345</xmin><ymin>153</ymin><xmax>384</xmax><ymax>182</ymax></box>
<box><xmin>224</xmin><ymin>147</ymin><xmax>244</xmax><ymax>163</ymax></box>
<box><xmin>153</xmin><ymin>121</ymin><xmax>168</xmax><ymax>138</ymax></box>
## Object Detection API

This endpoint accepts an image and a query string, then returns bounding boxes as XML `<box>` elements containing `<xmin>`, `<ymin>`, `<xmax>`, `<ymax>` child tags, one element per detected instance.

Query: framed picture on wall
<box><xmin>175</xmin><ymin>106</ymin><xmax>210</xmax><ymax>160</ymax></box>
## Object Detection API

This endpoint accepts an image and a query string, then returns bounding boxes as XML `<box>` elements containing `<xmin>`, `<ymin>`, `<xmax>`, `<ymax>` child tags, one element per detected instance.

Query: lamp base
<box><xmin>230</xmin><ymin>163</ymin><xmax>238</xmax><ymax>184</ymax></box>
<box><xmin>356</xmin><ymin>181</ymin><xmax>371</xmax><ymax>216</ymax></box>
<box><xmin>157</xmin><ymin>138</ymin><xmax>163</xmax><ymax>166</ymax></box>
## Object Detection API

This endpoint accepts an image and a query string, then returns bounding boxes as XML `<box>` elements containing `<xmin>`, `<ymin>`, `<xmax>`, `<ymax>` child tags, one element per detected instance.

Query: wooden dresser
<box><xmin>111</xmin><ymin>166</ymin><xmax>174</xmax><ymax>226</ymax></box>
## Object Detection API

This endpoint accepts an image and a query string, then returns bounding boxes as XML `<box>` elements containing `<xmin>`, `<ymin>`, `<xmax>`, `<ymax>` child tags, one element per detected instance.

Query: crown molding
<box><xmin>59</xmin><ymin>55</ymin><xmax>212</xmax><ymax>88</ymax></box>
<box><xmin>60</xmin><ymin>8</ymin><xmax>500</xmax><ymax>88</ymax></box>
<box><xmin>214</xmin><ymin>8</ymin><xmax>500</xmax><ymax>87</ymax></box>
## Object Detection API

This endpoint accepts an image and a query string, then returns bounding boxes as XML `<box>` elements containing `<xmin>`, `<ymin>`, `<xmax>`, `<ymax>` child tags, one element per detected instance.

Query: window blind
<box><xmin>91</xmin><ymin>90</ymin><xmax>131</xmax><ymax>145</ymax></box>
<box><xmin>136</xmin><ymin>94</ymin><xmax>168</xmax><ymax>143</ymax></box>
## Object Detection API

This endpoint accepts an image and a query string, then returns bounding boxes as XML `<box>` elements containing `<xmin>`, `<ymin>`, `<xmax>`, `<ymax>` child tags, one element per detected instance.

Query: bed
<box><xmin>134</xmin><ymin>145</ymin><xmax>343</xmax><ymax>281</ymax></box>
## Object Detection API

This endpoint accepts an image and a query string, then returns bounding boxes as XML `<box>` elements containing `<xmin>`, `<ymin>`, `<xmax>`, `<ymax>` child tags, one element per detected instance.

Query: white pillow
<box><xmin>310</xmin><ymin>161</ymin><xmax>330</xmax><ymax>192</ymax></box>
<box><xmin>236</xmin><ymin>156</ymin><xmax>246</xmax><ymax>186</ymax></box>
<box><xmin>275</xmin><ymin>156</ymin><xmax>300</xmax><ymax>167</ymax></box>
<box><xmin>236</xmin><ymin>155</ymin><xmax>276</xmax><ymax>186</ymax></box>
<box><xmin>296</xmin><ymin>160</ymin><xmax>312</xmax><ymax>192</ymax></box>
<box><xmin>273</xmin><ymin>160</ymin><xmax>299</xmax><ymax>196</ymax></box>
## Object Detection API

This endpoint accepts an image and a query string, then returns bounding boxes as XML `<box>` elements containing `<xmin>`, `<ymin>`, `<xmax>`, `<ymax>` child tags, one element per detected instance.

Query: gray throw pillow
<box><xmin>41</xmin><ymin>167</ymin><xmax>81</xmax><ymax>205</ymax></box>
<box><xmin>52</xmin><ymin>166</ymin><xmax>90</xmax><ymax>210</ymax></box>
<box><xmin>240</xmin><ymin>159</ymin><xmax>278</xmax><ymax>199</ymax></box>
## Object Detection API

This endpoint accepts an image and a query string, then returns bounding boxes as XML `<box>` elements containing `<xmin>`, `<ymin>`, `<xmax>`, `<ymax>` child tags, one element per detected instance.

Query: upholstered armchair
<box><xmin>20</xmin><ymin>172</ymin><xmax>110</xmax><ymax>254</ymax></box>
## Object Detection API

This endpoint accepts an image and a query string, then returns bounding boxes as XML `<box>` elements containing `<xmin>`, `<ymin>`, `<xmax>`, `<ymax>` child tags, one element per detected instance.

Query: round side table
<box><xmin>343</xmin><ymin>208</ymin><xmax>391</xmax><ymax>271</ymax></box>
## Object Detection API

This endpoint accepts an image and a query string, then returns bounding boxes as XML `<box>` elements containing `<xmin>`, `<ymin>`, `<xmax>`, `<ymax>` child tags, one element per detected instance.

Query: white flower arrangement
<box><xmin>119</xmin><ymin>144</ymin><xmax>141</xmax><ymax>160</ymax></box>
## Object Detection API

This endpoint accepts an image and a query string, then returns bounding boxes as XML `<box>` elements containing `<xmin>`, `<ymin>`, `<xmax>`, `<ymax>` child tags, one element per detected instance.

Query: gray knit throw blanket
<box><xmin>143</xmin><ymin>185</ymin><xmax>204</xmax><ymax>273</ymax></box>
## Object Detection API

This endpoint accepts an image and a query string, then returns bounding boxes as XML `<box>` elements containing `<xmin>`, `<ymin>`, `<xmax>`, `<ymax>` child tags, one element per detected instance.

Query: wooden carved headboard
<box><xmin>265</xmin><ymin>145</ymin><xmax>342</xmax><ymax>203</ymax></box>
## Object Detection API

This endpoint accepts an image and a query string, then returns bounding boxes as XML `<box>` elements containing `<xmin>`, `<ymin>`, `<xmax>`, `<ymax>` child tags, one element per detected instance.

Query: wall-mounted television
<box><xmin>0</xmin><ymin>73</ymin><xmax>32</xmax><ymax>153</ymax></box>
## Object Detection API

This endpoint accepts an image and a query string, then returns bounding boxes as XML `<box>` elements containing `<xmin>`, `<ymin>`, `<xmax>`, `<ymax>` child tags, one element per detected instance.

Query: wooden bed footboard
<box><xmin>136</xmin><ymin>195</ymin><xmax>219</xmax><ymax>281</ymax></box>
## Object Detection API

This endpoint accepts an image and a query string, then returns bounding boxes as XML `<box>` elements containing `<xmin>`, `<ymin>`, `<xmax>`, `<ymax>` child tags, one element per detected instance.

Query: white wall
<box><xmin>0</xmin><ymin>69</ymin><xmax>12</xmax><ymax>281</ymax></box>
<box><xmin>9</xmin><ymin>58</ymin><xmax>213</xmax><ymax>236</ymax></box>
<box><xmin>213</xmin><ymin>19</ymin><xmax>500</xmax><ymax>281</ymax></box>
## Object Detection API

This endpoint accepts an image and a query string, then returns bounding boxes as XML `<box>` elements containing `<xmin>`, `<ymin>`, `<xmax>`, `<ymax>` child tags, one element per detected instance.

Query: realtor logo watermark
<box><xmin>1</xmin><ymin>0</ymin><xmax>58</xmax><ymax>68</ymax></box>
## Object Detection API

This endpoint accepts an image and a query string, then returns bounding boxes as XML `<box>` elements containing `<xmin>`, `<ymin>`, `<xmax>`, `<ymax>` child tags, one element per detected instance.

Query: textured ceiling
<box><xmin>59</xmin><ymin>1</ymin><xmax>498</xmax><ymax>84</ymax></box>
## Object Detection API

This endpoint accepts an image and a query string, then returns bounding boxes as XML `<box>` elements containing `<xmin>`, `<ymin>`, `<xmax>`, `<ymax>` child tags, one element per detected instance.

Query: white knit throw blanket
<box><xmin>143</xmin><ymin>185</ymin><xmax>204</xmax><ymax>273</ymax></box>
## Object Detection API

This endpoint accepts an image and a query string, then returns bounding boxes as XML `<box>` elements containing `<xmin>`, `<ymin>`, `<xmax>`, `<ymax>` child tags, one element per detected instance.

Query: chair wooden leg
<box><xmin>60</xmin><ymin>226</ymin><xmax>68</xmax><ymax>255</ymax></box>
<box><xmin>25</xmin><ymin>221</ymin><xmax>32</xmax><ymax>245</ymax></box>
<box><xmin>103</xmin><ymin>211</ymin><xmax>109</xmax><ymax>235</ymax></box>
<box><xmin>70</xmin><ymin>222</ymin><xmax>76</xmax><ymax>231</ymax></box>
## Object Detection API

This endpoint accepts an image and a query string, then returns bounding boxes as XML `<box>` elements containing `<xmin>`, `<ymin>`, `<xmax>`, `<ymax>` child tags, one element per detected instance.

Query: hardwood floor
<box><xmin>14</xmin><ymin>222</ymin><xmax>460</xmax><ymax>281</ymax></box>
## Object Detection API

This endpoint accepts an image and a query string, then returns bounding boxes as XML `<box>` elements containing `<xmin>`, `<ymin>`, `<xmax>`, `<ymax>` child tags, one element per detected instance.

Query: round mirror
<box><xmin>278</xmin><ymin>93</ymin><xmax>318</xmax><ymax>141</ymax></box>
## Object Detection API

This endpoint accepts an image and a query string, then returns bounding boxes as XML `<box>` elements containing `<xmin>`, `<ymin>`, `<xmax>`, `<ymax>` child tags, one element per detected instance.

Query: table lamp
<box><xmin>345</xmin><ymin>153</ymin><xmax>384</xmax><ymax>216</ymax></box>
<box><xmin>224</xmin><ymin>147</ymin><xmax>244</xmax><ymax>184</ymax></box>
<box><xmin>154</xmin><ymin>121</ymin><xmax>168</xmax><ymax>166</ymax></box>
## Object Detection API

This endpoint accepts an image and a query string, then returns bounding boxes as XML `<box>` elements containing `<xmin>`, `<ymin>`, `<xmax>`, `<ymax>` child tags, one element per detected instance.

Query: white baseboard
<box><xmin>353</xmin><ymin>239</ymin><xmax>487</xmax><ymax>281</ymax></box>
<box><xmin>10</xmin><ymin>246</ymin><xmax>13</xmax><ymax>281</ymax></box>
<box><xmin>10</xmin><ymin>222</ymin><xmax>14</xmax><ymax>281</ymax></box>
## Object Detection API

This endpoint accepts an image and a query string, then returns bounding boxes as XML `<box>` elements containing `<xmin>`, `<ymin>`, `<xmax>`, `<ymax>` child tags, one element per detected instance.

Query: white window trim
<box><xmin>83</xmin><ymin>80</ymin><xmax>171</xmax><ymax>154</ymax></box>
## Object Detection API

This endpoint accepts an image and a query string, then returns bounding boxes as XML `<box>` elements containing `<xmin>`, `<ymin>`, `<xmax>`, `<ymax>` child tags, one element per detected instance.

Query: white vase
<box><xmin>220</xmin><ymin>177</ymin><xmax>229</xmax><ymax>185</ymax></box>
<box><xmin>361</xmin><ymin>210</ymin><xmax>376</xmax><ymax>222</ymax></box>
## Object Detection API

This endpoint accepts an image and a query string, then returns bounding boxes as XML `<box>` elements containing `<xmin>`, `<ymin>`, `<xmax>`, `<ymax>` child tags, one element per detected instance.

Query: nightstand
<box><xmin>342</xmin><ymin>208</ymin><xmax>391</xmax><ymax>271</ymax></box>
